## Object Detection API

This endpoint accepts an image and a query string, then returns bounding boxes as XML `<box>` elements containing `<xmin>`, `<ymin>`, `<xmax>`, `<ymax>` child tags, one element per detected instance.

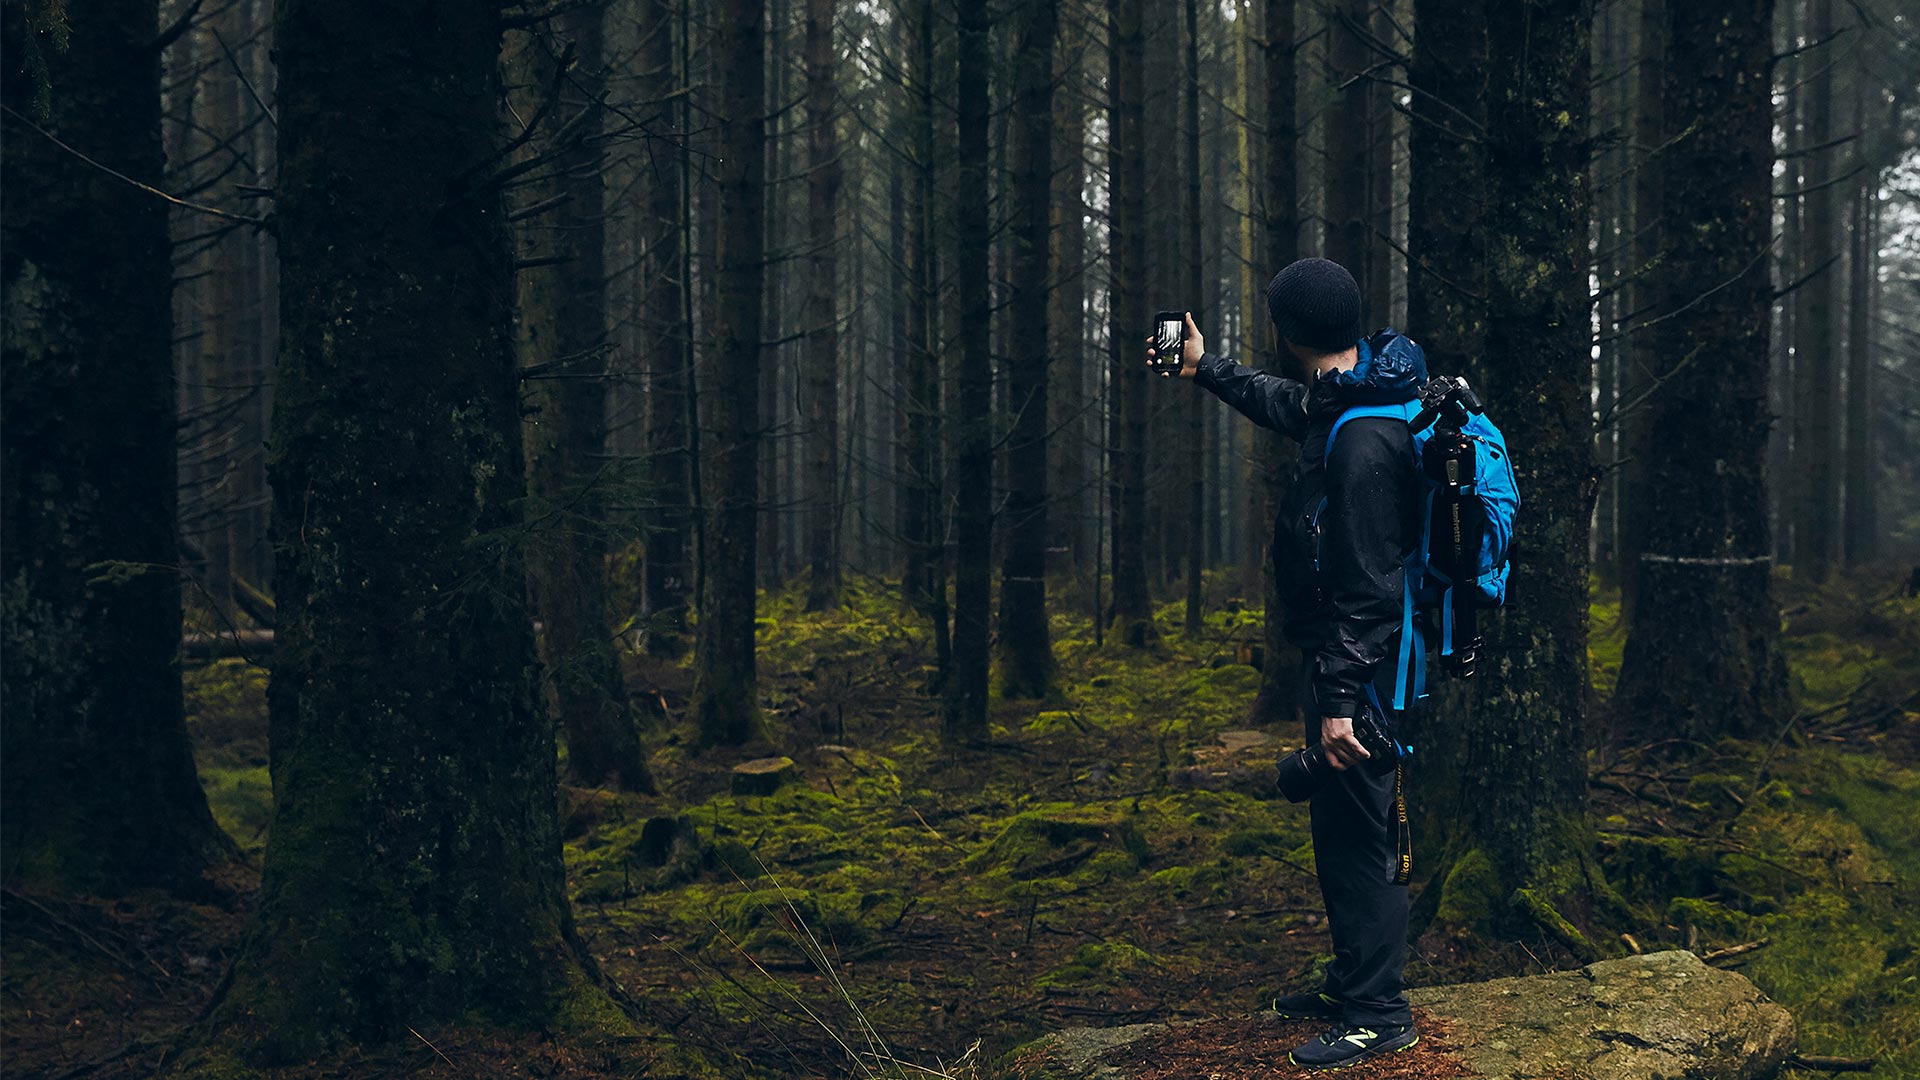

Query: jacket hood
<box><xmin>1315</xmin><ymin>327</ymin><xmax>1427</xmax><ymax>405</ymax></box>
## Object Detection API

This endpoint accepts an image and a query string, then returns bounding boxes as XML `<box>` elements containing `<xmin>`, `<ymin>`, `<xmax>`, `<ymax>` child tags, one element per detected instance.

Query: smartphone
<box><xmin>1152</xmin><ymin>311</ymin><xmax>1186</xmax><ymax>375</ymax></box>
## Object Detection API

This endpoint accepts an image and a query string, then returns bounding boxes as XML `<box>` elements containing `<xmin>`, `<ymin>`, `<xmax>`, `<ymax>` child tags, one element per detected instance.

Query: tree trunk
<box><xmin>643</xmin><ymin>0</ymin><xmax>694</xmax><ymax>657</ymax></box>
<box><xmin>998</xmin><ymin>0</ymin><xmax>1059</xmax><ymax>698</ymax></box>
<box><xmin>1408</xmin><ymin>0</ymin><xmax>1596</xmax><ymax>939</ymax></box>
<box><xmin>1841</xmin><ymin>87</ymin><xmax>1876</xmax><ymax>568</ymax></box>
<box><xmin>1182</xmin><ymin>0</ymin><xmax>1207</xmax><ymax>634</ymax></box>
<box><xmin>0</xmin><ymin>0</ymin><xmax>238</xmax><ymax>899</ymax></box>
<box><xmin>945</xmin><ymin>0</ymin><xmax>993</xmax><ymax>740</ymax></box>
<box><xmin>903</xmin><ymin>0</ymin><xmax>950</xmax><ymax>678</ymax></box>
<box><xmin>170</xmin><ymin>0</ymin><xmax>628</xmax><ymax>1061</ymax></box>
<box><xmin>802</xmin><ymin>0</ymin><xmax>842</xmax><ymax>611</ymax></box>
<box><xmin>1791</xmin><ymin>0</ymin><xmax>1838</xmax><ymax>584</ymax></box>
<box><xmin>694</xmin><ymin>0</ymin><xmax>769</xmax><ymax>746</ymax></box>
<box><xmin>1048</xmin><ymin>52</ymin><xmax>1092</xmax><ymax>575</ymax></box>
<box><xmin>1107</xmin><ymin>0</ymin><xmax>1155</xmax><ymax>645</ymax></box>
<box><xmin>1614</xmin><ymin>0</ymin><xmax>1788</xmax><ymax>740</ymax></box>
<box><xmin>1246</xmin><ymin>0</ymin><xmax>1305</xmax><ymax>727</ymax></box>
<box><xmin>1617</xmin><ymin>0</ymin><xmax>1664</xmax><ymax>610</ymax></box>
<box><xmin>510</xmin><ymin>10</ymin><xmax>653</xmax><ymax>793</ymax></box>
<box><xmin>1322</xmin><ymin>0</ymin><xmax>1368</xmax><ymax>277</ymax></box>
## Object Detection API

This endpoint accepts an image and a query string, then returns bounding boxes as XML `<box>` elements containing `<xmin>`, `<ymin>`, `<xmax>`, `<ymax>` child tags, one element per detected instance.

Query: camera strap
<box><xmin>1393</xmin><ymin>762</ymin><xmax>1411</xmax><ymax>886</ymax></box>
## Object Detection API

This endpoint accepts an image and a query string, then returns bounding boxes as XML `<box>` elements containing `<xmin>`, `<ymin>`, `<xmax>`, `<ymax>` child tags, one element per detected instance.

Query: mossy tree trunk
<box><xmin>1409</xmin><ymin>0</ymin><xmax>1598</xmax><ymax>943</ymax></box>
<box><xmin>509</xmin><ymin>9</ymin><xmax>653</xmax><ymax>793</ymax></box>
<box><xmin>998</xmin><ymin>0</ymin><xmax>1058</xmax><ymax>699</ymax></box>
<box><xmin>945</xmin><ymin>0</ymin><xmax>992</xmax><ymax>741</ymax></box>
<box><xmin>0</xmin><ymin>0</ymin><xmax>239</xmax><ymax>899</ymax></box>
<box><xmin>693</xmin><ymin>0</ymin><xmax>768</xmax><ymax>746</ymax></box>
<box><xmin>1613</xmin><ymin>0</ymin><xmax>1788</xmax><ymax>741</ymax></box>
<box><xmin>171</xmin><ymin>0</ymin><xmax>629</xmax><ymax>1063</ymax></box>
<box><xmin>1106</xmin><ymin>0</ymin><xmax>1155</xmax><ymax>647</ymax></box>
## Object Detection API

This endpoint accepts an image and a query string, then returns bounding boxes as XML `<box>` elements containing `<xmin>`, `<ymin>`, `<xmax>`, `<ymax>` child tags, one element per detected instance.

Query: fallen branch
<box><xmin>1785</xmin><ymin>1053</ymin><xmax>1876</xmax><ymax>1072</ymax></box>
<box><xmin>1701</xmin><ymin>938</ymin><xmax>1770</xmax><ymax>965</ymax></box>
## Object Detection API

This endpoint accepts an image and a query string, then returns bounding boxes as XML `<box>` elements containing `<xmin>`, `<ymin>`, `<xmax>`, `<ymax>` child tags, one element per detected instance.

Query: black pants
<box><xmin>1303</xmin><ymin>669</ymin><xmax>1413</xmax><ymax>1027</ymax></box>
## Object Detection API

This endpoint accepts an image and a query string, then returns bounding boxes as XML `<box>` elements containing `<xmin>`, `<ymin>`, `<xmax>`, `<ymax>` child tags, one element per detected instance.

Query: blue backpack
<box><xmin>1324</xmin><ymin>379</ymin><xmax>1520</xmax><ymax>711</ymax></box>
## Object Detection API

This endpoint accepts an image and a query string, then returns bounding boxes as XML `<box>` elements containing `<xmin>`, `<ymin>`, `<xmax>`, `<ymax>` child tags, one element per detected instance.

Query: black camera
<box><xmin>1274</xmin><ymin>706</ymin><xmax>1401</xmax><ymax>803</ymax></box>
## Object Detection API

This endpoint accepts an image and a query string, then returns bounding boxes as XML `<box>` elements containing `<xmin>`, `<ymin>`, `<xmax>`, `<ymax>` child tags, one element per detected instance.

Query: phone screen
<box><xmin>1155</xmin><ymin>316</ymin><xmax>1183</xmax><ymax>356</ymax></box>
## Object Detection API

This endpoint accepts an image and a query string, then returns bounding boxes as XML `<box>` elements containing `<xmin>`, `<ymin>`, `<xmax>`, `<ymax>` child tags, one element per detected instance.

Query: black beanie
<box><xmin>1265</xmin><ymin>257</ymin><xmax>1364</xmax><ymax>353</ymax></box>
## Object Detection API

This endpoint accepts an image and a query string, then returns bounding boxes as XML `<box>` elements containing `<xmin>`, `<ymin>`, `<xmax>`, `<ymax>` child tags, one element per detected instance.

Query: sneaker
<box><xmin>1268</xmin><ymin>989</ymin><xmax>1343</xmax><ymax>1021</ymax></box>
<box><xmin>1287</xmin><ymin>1022</ymin><xmax>1419</xmax><ymax>1071</ymax></box>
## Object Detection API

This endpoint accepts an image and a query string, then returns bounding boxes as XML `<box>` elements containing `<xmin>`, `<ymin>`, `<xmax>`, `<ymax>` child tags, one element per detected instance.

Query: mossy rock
<box><xmin>966</xmin><ymin>807</ymin><xmax>1149</xmax><ymax>881</ymax></box>
<box><xmin>1035</xmin><ymin>941</ymin><xmax>1160</xmax><ymax>989</ymax></box>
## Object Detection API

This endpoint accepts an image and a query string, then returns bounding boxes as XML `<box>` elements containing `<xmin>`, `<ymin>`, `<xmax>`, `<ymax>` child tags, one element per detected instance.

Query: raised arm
<box><xmin>1192</xmin><ymin>352</ymin><xmax>1311</xmax><ymax>441</ymax></box>
<box><xmin>1145</xmin><ymin>311</ymin><xmax>1311</xmax><ymax>441</ymax></box>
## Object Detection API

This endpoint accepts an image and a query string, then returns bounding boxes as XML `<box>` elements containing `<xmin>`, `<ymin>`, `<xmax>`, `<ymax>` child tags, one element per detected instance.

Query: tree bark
<box><xmin>1048</xmin><ymin>50</ymin><xmax>1092</xmax><ymax>574</ymax></box>
<box><xmin>1246</xmin><ymin>0</ymin><xmax>1305</xmax><ymax>727</ymax></box>
<box><xmin>1791</xmin><ymin>0</ymin><xmax>1839</xmax><ymax>584</ymax></box>
<box><xmin>1107</xmin><ymin>0</ymin><xmax>1155</xmax><ymax>645</ymax></box>
<box><xmin>903</xmin><ymin>0</ymin><xmax>950</xmax><ymax>678</ymax></box>
<box><xmin>170</xmin><ymin>0</ymin><xmax>627</xmax><ymax>1061</ymax></box>
<box><xmin>1617</xmin><ymin>0</ymin><xmax>1664</xmax><ymax>610</ymax></box>
<box><xmin>1841</xmin><ymin>80</ymin><xmax>1876</xmax><ymax>568</ymax></box>
<box><xmin>998</xmin><ymin>0</ymin><xmax>1059</xmax><ymax>698</ymax></box>
<box><xmin>802</xmin><ymin>0</ymin><xmax>843</xmax><ymax>611</ymax></box>
<box><xmin>643</xmin><ymin>0</ymin><xmax>694</xmax><ymax>657</ymax></box>
<box><xmin>945</xmin><ymin>0</ymin><xmax>993</xmax><ymax>740</ymax></box>
<box><xmin>1614</xmin><ymin>0</ymin><xmax>1788</xmax><ymax>740</ymax></box>
<box><xmin>1183</xmin><ymin>0</ymin><xmax>1207</xmax><ymax>635</ymax></box>
<box><xmin>694</xmin><ymin>0</ymin><xmax>769</xmax><ymax>746</ymax></box>
<box><xmin>1322</xmin><ymin>0</ymin><xmax>1369</xmax><ymax>278</ymax></box>
<box><xmin>1408</xmin><ymin>0</ymin><xmax>1595</xmax><ymax>931</ymax></box>
<box><xmin>1</xmin><ymin>0</ymin><xmax>239</xmax><ymax>899</ymax></box>
<box><xmin>510</xmin><ymin>9</ymin><xmax>653</xmax><ymax>793</ymax></box>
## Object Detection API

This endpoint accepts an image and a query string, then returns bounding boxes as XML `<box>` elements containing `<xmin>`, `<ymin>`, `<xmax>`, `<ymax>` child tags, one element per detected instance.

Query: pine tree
<box><xmin>171</xmin><ymin>0</ymin><xmax>629</xmax><ymax>1060</ymax></box>
<box><xmin>1</xmin><ymin>0</ymin><xmax>239</xmax><ymax>898</ymax></box>
<box><xmin>1614</xmin><ymin>0</ymin><xmax>1788</xmax><ymax>739</ymax></box>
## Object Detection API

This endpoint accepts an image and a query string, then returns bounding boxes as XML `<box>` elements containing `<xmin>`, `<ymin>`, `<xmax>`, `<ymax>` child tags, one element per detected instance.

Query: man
<box><xmin>1147</xmin><ymin>257</ymin><xmax>1422</xmax><ymax>1071</ymax></box>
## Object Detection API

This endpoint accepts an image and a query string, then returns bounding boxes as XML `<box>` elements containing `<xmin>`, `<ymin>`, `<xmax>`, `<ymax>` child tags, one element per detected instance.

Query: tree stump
<box><xmin>730</xmin><ymin>756</ymin><xmax>797</xmax><ymax>796</ymax></box>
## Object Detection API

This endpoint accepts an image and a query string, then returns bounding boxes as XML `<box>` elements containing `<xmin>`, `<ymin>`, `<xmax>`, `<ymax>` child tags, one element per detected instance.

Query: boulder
<box><xmin>998</xmin><ymin>950</ymin><xmax>1795</xmax><ymax>1080</ymax></box>
<box><xmin>1408</xmin><ymin>949</ymin><xmax>1795</xmax><ymax>1080</ymax></box>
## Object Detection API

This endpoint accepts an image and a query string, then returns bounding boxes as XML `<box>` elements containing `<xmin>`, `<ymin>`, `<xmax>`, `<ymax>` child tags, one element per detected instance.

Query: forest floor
<box><xmin>3</xmin><ymin>570</ymin><xmax>1917</xmax><ymax>1079</ymax></box>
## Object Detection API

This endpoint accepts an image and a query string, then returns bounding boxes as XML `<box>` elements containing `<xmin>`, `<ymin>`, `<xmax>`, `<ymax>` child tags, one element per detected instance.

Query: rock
<box><xmin>1408</xmin><ymin>950</ymin><xmax>1795</xmax><ymax>1080</ymax></box>
<box><xmin>998</xmin><ymin>951</ymin><xmax>1794</xmax><ymax>1080</ymax></box>
<box><xmin>730</xmin><ymin>756</ymin><xmax>797</xmax><ymax>796</ymax></box>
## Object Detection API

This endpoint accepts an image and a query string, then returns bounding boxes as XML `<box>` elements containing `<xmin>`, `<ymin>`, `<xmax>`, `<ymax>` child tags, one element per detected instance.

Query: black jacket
<box><xmin>1193</xmin><ymin>329</ymin><xmax>1426</xmax><ymax>718</ymax></box>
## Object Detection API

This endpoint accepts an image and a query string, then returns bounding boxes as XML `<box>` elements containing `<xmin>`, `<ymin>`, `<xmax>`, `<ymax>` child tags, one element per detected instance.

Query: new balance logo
<box><xmin>1341</xmin><ymin>1028</ymin><xmax>1376</xmax><ymax>1046</ymax></box>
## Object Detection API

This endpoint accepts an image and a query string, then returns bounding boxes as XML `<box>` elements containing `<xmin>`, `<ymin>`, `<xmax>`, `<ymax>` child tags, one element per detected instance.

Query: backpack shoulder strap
<box><xmin>1327</xmin><ymin>400</ymin><xmax>1418</xmax><ymax>455</ymax></box>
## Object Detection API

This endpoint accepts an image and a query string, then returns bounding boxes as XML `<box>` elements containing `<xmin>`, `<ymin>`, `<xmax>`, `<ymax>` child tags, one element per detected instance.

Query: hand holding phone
<box><xmin>1145</xmin><ymin>310</ymin><xmax>1203</xmax><ymax>378</ymax></box>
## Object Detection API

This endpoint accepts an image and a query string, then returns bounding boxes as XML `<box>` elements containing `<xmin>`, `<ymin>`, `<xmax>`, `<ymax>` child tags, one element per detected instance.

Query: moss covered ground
<box><xmin>4</xmin><ymin>569</ymin><xmax>1915</xmax><ymax>1079</ymax></box>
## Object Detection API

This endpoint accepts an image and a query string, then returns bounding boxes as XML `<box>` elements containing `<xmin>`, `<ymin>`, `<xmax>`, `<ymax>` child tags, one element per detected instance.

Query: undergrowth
<box><xmin>176</xmin><ymin>569</ymin><xmax>1920</xmax><ymax>1077</ymax></box>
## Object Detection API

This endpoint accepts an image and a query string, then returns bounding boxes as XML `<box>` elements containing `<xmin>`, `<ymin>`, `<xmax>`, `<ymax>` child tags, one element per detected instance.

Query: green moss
<box><xmin>1667</xmin><ymin>895</ymin><xmax>1755</xmax><ymax>939</ymax></box>
<box><xmin>1586</xmin><ymin>579</ymin><xmax>1627</xmax><ymax>702</ymax></box>
<box><xmin>1434</xmin><ymin>848</ymin><xmax>1499</xmax><ymax>926</ymax></box>
<box><xmin>198</xmin><ymin>763</ymin><xmax>272</xmax><ymax>854</ymax></box>
<box><xmin>546</xmin><ymin>968</ymin><xmax>640</xmax><ymax>1038</ymax></box>
<box><xmin>1035</xmin><ymin>941</ymin><xmax>1159</xmax><ymax>989</ymax></box>
<box><xmin>1512</xmin><ymin>887</ymin><xmax>1596</xmax><ymax>960</ymax></box>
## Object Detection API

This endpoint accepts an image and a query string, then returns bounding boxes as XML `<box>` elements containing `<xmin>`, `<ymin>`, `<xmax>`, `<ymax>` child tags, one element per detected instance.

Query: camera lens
<box><xmin>1275</xmin><ymin>744</ymin><xmax>1330</xmax><ymax>803</ymax></box>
